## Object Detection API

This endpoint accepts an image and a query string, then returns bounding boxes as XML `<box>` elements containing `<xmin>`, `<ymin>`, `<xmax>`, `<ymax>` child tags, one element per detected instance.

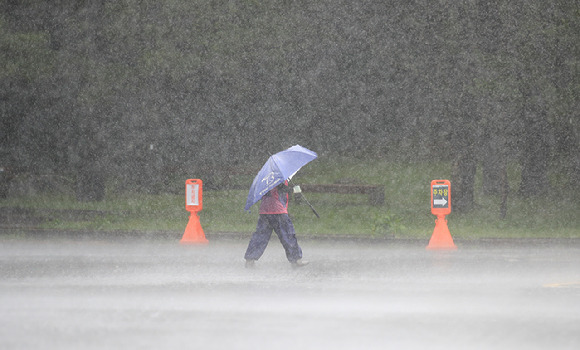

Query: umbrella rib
<box><xmin>270</xmin><ymin>154</ymin><xmax>286</xmax><ymax>180</ymax></box>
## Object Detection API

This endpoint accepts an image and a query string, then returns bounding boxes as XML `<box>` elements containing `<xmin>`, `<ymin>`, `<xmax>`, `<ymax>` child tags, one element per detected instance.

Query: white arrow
<box><xmin>434</xmin><ymin>198</ymin><xmax>448</xmax><ymax>206</ymax></box>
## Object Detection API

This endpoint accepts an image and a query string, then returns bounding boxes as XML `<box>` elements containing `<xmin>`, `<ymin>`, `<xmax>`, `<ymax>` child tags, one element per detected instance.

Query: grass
<box><xmin>1</xmin><ymin>158</ymin><xmax>579</xmax><ymax>239</ymax></box>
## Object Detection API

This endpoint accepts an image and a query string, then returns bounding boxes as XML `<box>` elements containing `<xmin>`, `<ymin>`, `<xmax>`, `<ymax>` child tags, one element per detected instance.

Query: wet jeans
<box><xmin>244</xmin><ymin>214</ymin><xmax>303</xmax><ymax>262</ymax></box>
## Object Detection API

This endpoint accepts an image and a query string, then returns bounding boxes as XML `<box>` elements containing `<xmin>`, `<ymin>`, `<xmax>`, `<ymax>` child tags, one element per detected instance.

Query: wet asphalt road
<box><xmin>1</xmin><ymin>235</ymin><xmax>579</xmax><ymax>350</ymax></box>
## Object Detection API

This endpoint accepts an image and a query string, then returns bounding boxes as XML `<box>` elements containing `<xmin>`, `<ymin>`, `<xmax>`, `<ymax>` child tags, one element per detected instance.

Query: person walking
<box><xmin>244</xmin><ymin>181</ymin><xmax>308</xmax><ymax>268</ymax></box>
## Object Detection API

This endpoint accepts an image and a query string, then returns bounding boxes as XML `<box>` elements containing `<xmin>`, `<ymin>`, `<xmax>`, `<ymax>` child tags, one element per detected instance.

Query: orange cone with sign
<box><xmin>180</xmin><ymin>179</ymin><xmax>208</xmax><ymax>244</ymax></box>
<box><xmin>426</xmin><ymin>215</ymin><xmax>456</xmax><ymax>250</ymax></box>
<box><xmin>427</xmin><ymin>179</ymin><xmax>457</xmax><ymax>250</ymax></box>
<box><xmin>180</xmin><ymin>211</ymin><xmax>208</xmax><ymax>244</ymax></box>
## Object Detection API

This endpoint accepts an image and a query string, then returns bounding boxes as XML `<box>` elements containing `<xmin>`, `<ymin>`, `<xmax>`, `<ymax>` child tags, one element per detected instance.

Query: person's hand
<box><xmin>277</xmin><ymin>183</ymin><xmax>292</xmax><ymax>193</ymax></box>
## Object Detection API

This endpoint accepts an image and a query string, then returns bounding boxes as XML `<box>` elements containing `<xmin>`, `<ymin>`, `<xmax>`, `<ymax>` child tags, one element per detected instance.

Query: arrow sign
<box><xmin>431</xmin><ymin>180</ymin><xmax>451</xmax><ymax>215</ymax></box>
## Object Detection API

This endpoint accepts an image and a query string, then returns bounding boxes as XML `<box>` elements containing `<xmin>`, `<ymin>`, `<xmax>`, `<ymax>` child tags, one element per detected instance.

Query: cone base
<box><xmin>426</xmin><ymin>216</ymin><xmax>457</xmax><ymax>250</ymax></box>
<box><xmin>180</xmin><ymin>211</ymin><xmax>208</xmax><ymax>244</ymax></box>
<box><xmin>426</xmin><ymin>244</ymin><xmax>457</xmax><ymax>251</ymax></box>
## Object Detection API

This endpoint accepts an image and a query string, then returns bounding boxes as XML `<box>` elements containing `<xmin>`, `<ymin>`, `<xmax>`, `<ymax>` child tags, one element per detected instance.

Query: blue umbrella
<box><xmin>245</xmin><ymin>145</ymin><xmax>317</xmax><ymax>212</ymax></box>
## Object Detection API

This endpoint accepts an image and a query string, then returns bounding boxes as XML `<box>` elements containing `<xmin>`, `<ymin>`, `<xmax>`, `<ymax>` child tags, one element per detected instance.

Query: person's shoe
<box><xmin>245</xmin><ymin>259</ymin><xmax>256</xmax><ymax>268</ymax></box>
<box><xmin>291</xmin><ymin>259</ymin><xmax>309</xmax><ymax>268</ymax></box>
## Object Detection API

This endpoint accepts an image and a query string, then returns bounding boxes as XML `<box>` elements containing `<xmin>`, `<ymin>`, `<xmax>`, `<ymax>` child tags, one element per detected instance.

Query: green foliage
<box><xmin>371</xmin><ymin>211</ymin><xmax>405</xmax><ymax>236</ymax></box>
<box><xmin>1</xmin><ymin>0</ymin><xmax>579</xmax><ymax>200</ymax></box>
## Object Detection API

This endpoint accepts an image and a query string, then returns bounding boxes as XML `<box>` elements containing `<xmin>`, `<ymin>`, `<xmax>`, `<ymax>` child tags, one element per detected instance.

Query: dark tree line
<box><xmin>1</xmin><ymin>0</ymin><xmax>578</xmax><ymax>210</ymax></box>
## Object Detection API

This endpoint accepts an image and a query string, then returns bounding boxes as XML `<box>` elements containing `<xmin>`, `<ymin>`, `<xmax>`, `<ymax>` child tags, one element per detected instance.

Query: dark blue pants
<box><xmin>244</xmin><ymin>214</ymin><xmax>303</xmax><ymax>262</ymax></box>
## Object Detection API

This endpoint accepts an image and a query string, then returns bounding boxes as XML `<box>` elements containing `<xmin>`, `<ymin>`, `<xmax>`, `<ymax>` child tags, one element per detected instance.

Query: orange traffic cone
<box><xmin>426</xmin><ymin>215</ymin><xmax>457</xmax><ymax>250</ymax></box>
<box><xmin>180</xmin><ymin>211</ymin><xmax>208</xmax><ymax>244</ymax></box>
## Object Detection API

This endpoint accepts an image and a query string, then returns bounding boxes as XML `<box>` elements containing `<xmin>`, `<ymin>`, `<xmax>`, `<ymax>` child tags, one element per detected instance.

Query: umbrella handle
<box><xmin>290</xmin><ymin>180</ymin><xmax>320</xmax><ymax>219</ymax></box>
<box><xmin>306</xmin><ymin>199</ymin><xmax>320</xmax><ymax>218</ymax></box>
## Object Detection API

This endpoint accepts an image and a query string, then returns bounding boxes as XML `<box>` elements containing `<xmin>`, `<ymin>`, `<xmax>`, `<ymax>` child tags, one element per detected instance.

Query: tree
<box><xmin>2</xmin><ymin>0</ymin><xmax>578</xmax><ymax>201</ymax></box>
<box><xmin>0</xmin><ymin>7</ymin><xmax>57</xmax><ymax>193</ymax></box>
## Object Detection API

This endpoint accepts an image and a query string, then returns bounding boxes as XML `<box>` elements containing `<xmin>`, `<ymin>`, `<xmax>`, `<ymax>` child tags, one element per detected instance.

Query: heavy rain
<box><xmin>1</xmin><ymin>1</ymin><xmax>579</xmax><ymax>349</ymax></box>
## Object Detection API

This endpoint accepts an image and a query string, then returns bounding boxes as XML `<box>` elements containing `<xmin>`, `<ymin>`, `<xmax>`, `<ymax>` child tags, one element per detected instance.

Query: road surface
<box><xmin>1</xmin><ymin>235</ymin><xmax>579</xmax><ymax>349</ymax></box>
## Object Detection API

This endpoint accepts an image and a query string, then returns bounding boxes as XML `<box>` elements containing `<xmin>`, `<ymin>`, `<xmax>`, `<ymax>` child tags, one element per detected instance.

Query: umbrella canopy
<box><xmin>245</xmin><ymin>145</ymin><xmax>317</xmax><ymax>211</ymax></box>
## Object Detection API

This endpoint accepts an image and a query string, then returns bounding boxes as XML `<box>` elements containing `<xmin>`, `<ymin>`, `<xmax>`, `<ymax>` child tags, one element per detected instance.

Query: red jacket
<box><xmin>259</xmin><ymin>182</ymin><xmax>289</xmax><ymax>214</ymax></box>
